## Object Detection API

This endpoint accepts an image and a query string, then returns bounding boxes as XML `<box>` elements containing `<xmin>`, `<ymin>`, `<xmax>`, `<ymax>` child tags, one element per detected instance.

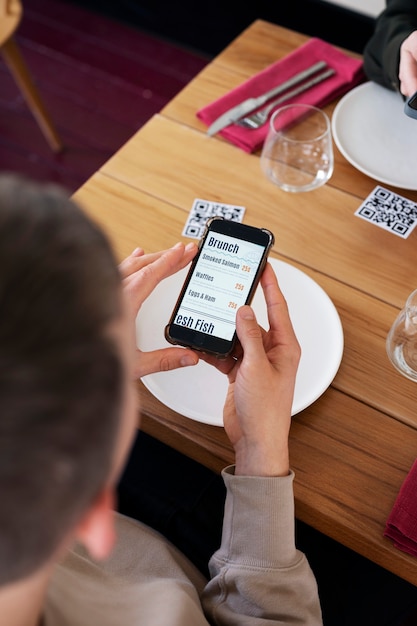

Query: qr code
<box><xmin>182</xmin><ymin>199</ymin><xmax>246</xmax><ymax>239</ymax></box>
<box><xmin>355</xmin><ymin>186</ymin><xmax>417</xmax><ymax>239</ymax></box>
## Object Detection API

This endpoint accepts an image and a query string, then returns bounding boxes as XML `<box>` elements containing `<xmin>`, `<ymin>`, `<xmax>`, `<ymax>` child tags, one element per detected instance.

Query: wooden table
<box><xmin>73</xmin><ymin>20</ymin><xmax>417</xmax><ymax>585</ymax></box>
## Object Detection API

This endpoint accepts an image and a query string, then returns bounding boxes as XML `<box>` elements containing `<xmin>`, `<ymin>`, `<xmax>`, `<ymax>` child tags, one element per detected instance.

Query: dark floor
<box><xmin>0</xmin><ymin>0</ymin><xmax>209</xmax><ymax>192</ymax></box>
<box><xmin>66</xmin><ymin>0</ymin><xmax>376</xmax><ymax>57</ymax></box>
<box><xmin>0</xmin><ymin>0</ymin><xmax>376</xmax><ymax>194</ymax></box>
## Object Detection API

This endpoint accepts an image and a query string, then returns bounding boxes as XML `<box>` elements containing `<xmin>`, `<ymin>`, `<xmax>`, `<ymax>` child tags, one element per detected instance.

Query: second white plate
<box><xmin>136</xmin><ymin>258</ymin><xmax>344</xmax><ymax>426</ymax></box>
<box><xmin>332</xmin><ymin>81</ymin><xmax>417</xmax><ymax>190</ymax></box>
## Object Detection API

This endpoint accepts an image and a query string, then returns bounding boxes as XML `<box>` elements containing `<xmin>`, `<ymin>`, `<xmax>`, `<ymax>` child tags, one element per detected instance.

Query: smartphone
<box><xmin>404</xmin><ymin>92</ymin><xmax>417</xmax><ymax>119</ymax></box>
<box><xmin>165</xmin><ymin>217</ymin><xmax>274</xmax><ymax>357</ymax></box>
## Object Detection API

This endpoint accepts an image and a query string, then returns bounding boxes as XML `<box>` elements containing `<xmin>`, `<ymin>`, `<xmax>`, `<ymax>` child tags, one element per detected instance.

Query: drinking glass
<box><xmin>260</xmin><ymin>103</ymin><xmax>334</xmax><ymax>193</ymax></box>
<box><xmin>386</xmin><ymin>289</ymin><xmax>417</xmax><ymax>382</ymax></box>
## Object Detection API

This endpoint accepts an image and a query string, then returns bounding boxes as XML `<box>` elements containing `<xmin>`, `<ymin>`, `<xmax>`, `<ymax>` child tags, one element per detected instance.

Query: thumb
<box><xmin>235</xmin><ymin>305</ymin><xmax>264</xmax><ymax>359</ymax></box>
<box><xmin>133</xmin><ymin>348</ymin><xmax>199</xmax><ymax>378</ymax></box>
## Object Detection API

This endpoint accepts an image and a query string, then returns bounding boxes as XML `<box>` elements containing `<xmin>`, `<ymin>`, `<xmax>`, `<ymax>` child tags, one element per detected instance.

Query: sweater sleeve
<box><xmin>201</xmin><ymin>467</ymin><xmax>323</xmax><ymax>625</ymax></box>
<box><xmin>363</xmin><ymin>0</ymin><xmax>417</xmax><ymax>91</ymax></box>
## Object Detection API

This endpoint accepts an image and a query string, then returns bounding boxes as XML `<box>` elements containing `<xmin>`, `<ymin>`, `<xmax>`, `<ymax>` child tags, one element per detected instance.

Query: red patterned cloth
<box><xmin>385</xmin><ymin>458</ymin><xmax>417</xmax><ymax>557</ymax></box>
<box><xmin>197</xmin><ymin>38</ymin><xmax>365</xmax><ymax>153</ymax></box>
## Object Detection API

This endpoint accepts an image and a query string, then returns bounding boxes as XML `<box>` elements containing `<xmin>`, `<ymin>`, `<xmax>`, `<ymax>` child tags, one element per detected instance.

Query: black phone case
<box><xmin>164</xmin><ymin>218</ymin><xmax>274</xmax><ymax>357</ymax></box>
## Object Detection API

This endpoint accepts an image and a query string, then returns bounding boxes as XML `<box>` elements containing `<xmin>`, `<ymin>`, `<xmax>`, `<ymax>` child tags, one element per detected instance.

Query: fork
<box><xmin>235</xmin><ymin>67</ymin><xmax>336</xmax><ymax>129</ymax></box>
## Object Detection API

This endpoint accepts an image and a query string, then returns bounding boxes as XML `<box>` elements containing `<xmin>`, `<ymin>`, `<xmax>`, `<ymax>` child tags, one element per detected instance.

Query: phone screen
<box><xmin>165</xmin><ymin>219</ymin><xmax>274</xmax><ymax>356</ymax></box>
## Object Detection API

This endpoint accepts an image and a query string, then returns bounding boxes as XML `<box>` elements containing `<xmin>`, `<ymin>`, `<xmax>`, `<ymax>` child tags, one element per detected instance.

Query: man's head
<box><xmin>0</xmin><ymin>174</ymin><xmax>129</xmax><ymax>585</ymax></box>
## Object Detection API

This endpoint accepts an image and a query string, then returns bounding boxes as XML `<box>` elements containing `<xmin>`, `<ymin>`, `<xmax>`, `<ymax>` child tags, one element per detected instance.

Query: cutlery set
<box><xmin>207</xmin><ymin>60</ymin><xmax>335</xmax><ymax>136</ymax></box>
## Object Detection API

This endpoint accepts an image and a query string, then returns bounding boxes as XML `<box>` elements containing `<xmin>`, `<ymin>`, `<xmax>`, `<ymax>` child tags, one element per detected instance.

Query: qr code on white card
<box><xmin>355</xmin><ymin>186</ymin><xmax>417</xmax><ymax>239</ymax></box>
<box><xmin>182</xmin><ymin>199</ymin><xmax>246</xmax><ymax>239</ymax></box>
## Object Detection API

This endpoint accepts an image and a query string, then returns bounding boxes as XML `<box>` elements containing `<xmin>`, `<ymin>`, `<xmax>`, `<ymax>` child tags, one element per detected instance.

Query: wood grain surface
<box><xmin>73</xmin><ymin>21</ymin><xmax>417</xmax><ymax>585</ymax></box>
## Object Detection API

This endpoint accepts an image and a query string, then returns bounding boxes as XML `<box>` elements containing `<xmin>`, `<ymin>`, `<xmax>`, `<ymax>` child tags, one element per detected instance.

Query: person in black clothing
<box><xmin>363</xmin><ymin>0</ymin><xmax>417</xmax><ymax>96</ymax></box>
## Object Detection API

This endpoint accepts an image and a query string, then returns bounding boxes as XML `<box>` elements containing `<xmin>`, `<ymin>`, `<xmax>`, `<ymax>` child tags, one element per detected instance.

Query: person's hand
<box><xmin>399</xmin><ymin>31</ymin><xmax>417</xmax><ymax>97</ymax></box>
<box><xmin>119</xmin><ymin>242</ymin><xmax>199</xmax><ymax>378</ymax></box>
<box><xmin>202</xmin><ymin>263</ymin><xmax>301</xmax><ymax>477</ymax></box>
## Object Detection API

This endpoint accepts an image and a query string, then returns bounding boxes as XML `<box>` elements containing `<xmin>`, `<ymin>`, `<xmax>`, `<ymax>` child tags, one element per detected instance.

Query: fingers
<box><xmin>118</xmin><ymin>247</ymin><xmax>145</xmax><ymax>277</ymax></box>
<box><xmin>133</xmin><ymin>347</ymin><xmax>199</xmax><ymax>379</ymax></box>
<box><xmin>119</xmin><ymin>243</ymin><xmax>200</xmax><ymax>380</ymax></box>
<box><xmin>122</xmin><ymin>242</ymin><xmax>198</xmax><ymax>312</ymax></box>
<box><xmin>235</xmin><ymin>305</ymin><xmax>264</xmax><ymax>362</ymax></box>
<box><xmin>119</xmin><ymin>242</ymin><xmax>197</xmax><ymax>280</ymax></box>
<box><xmin>235</xmin><ymin>262</ymin><xmax>300</xmax><ymax>376</ymax></box>
<box><xmin>234</xmin><ymin>263</ymin><xmax>282</xmax><ymax>359</ymax></box>
<box><xmin>399</xmin><ymin>33</ymin><xmax>417</xmax><ymax>96</ymax></box>
<box><xmin>399</xmin><ymin>52</ymin><xmax>417</xmax><ymax>96</ymax></box>
<box><xmin>261</xmin><ymin>263</ymin><xmax>299</xmax><ymax>346</ymax></box>
<box><xmin>198</xmin><ymin>350</ymin><xmax>238</xmax><ymax>376</ymax></box>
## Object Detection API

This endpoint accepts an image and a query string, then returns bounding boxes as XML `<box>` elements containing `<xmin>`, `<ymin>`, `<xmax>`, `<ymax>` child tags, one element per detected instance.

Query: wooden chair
<box><xmin>0</xmin><ymin>0</ymin><xmax>63</xmax><ymax>152</ymax></box>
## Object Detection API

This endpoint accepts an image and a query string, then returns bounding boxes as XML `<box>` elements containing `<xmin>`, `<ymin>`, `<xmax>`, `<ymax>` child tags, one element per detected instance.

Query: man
<box><xmin>363</xmin><ymin>0</ymin><xmax>417</xmax><ymax>96</ymax></box>
<box><xmin>0</xmin><ymin>173</ymin><xmax>322</xmax><ymax>625</ymax></box>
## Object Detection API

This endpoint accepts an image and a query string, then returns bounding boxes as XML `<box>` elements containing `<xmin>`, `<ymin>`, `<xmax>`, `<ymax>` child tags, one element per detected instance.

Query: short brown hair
<box><xmin>0</xmin><ymin>175</ymin><xmax>123</xmax><ymax>584</ymax></box>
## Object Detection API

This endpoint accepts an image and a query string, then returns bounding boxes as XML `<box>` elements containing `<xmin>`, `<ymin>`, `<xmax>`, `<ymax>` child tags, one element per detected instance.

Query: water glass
<box><xmin>386</xmin><ymin>289</ymin><xmax>417</xmax><ymax>382</ymax></box>
<box><xmin>260</xmin><ymin>103</ymin><xmax>334</xmax><ymax>193</ymax></box>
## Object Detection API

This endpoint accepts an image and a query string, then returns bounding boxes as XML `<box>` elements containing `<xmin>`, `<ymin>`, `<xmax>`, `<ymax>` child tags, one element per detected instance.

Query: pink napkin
<box><xmin>197</xmin><ymin>38</ymin><xmax>365</xmax><ymax>153</ymax></box>
<box><xmin>384</xmin><ymin>458</ymin><xmax>417</xmax><ymax>557</ymax></box>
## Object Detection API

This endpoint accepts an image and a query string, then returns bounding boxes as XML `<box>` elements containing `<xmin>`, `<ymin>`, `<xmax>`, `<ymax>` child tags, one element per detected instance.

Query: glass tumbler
<box><xmin>386</xmin><ymin>289</ymin><xmax>417</xmax><ymax>382</ymax></box>
<box><xmin>260</xmin><ymin>103</ymin><xmax>334</xmax><ymax>193</ymax></box>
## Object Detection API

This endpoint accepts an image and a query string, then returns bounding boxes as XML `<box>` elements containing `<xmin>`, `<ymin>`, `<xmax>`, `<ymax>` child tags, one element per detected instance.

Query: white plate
<box><xmin>136</xmin><ymin>258</ymin><xmax>344</xmax><ymax>426</ymax></box>
<box><xmin>332</xmin><ymin>81</ymin><xmax>417</xmax><ymax>190</ymax></box>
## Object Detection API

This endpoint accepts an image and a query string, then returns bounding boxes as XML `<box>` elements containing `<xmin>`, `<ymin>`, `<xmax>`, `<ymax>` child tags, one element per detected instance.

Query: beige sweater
<box><xmin>44</xmin><ymin>467</ymin><xmax>323</xmax><ymax>625</ymax></box>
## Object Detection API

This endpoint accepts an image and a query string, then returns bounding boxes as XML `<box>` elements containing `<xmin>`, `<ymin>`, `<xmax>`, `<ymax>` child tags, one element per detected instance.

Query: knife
<box><xmin>207</xmin><ymin>60</ymin><xmax>328</xmax><ymax>137</ymax></box>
